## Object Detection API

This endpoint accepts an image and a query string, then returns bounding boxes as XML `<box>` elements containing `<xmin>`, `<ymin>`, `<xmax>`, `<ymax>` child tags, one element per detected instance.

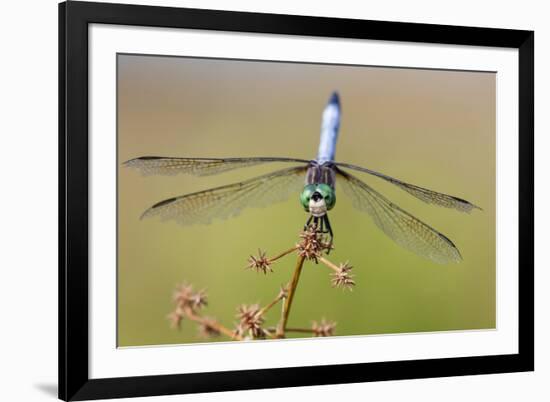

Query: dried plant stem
<box><xmin>183</xmin><ymin>307</ymin><xmax>242</xmax><ymax>341</ymax></box>
<box><xmin>319</xmin><ymin>256</ymin><xmax>340</xmax><ymax>272</ymax></box>
<box><xmin>285</xmin><ymin>327</ymin><xmax>315</xmax><ymax>334</ymax></box>
<box><xmin>269</xmin><ymin>246</ymin><xmax>298</xmax><ymax>263</ymax></box>
<box><xmin>258</xmin><ymin>294</ymin><xmax>284</xmax><ymax>317</ymax></box>
<box><xmin>277</xmin><ymin>254</ymin><xmax>306</xmax><ymax>337</ymax></box>
<box><xmin>170</xmin><ymin>227</ymin><xmax>349</xmax><ymax>341</ymax></box>
<box><xmin>263</xmin><ymin>329</ymin><xmax>279</xmax><ymax>339</ymax></box>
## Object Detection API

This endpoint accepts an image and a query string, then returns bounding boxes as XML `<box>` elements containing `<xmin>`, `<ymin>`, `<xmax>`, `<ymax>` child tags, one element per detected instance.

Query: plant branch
<box><xmin>319</xmin><ymin>256</ymin><xmax>340</xmax><ymax>272</ymax></box>
<box><xmin>277</xmin><ymin>254</ymin><xmax>306</xmax><ymax>337</ymax></box>
<box><xmin>285</xmin><ymin>327</ymin><xmax>315</xmax><ymax>334</ymax></box>
<box><xmin>258</xmin><ymin>293</ymin><xmax>284</xmax><ymax>317</ymax></box>
<box><xmin>269</xmin><ymin>246</ymin><xmax>298</xmax><ymax>263</ymax></box>
<box><xmin>183</xmin><ymin>307</ymin><xmax>242</xmax><ymax>341</ymax></box>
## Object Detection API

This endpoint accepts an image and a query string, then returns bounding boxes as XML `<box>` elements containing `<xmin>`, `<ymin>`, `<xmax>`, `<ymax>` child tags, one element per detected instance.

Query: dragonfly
<box><xmin>125</xmin><ymin>92</ymin><xmax>480</xmax><ymax>264</ymax></box>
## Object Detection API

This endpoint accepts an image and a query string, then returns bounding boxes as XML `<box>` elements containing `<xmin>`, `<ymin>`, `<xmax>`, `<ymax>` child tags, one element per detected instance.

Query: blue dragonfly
<box><xmin>125</xmin><ymin>92</ymin><xmax>479</xmax><ymax>264</ymax></box>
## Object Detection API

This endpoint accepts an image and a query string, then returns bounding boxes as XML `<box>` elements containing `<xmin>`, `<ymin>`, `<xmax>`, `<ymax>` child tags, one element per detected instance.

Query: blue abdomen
<box><xmin>316</xmin><ymin>92</ymin><xmax>341</xmax><ymax>164</ymax></box>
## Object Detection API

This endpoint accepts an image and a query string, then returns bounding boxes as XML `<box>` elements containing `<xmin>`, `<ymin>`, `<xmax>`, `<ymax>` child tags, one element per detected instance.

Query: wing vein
<box><xmin>141</xmin><ymin>166</ymin><xmax>307</xmax><ymax>226</ymax></box>
<box><xmin>337</xmin><ymin>168</ymin><xmax>462</xmax><ymax>264</ymax></box>
<box><xmin>124</xmin><ymin>156</ymin><xmax>309</xmax><ymax>177</ymax></box>
<box><xmin>335</xmin><ymin>162</ymin><xmax>480</xmax><ymax>213</ymax></box>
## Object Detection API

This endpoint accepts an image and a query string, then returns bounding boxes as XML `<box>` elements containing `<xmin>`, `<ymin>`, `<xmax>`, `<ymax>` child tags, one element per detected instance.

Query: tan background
<box><xmin>117</xmin><ymin>54</ymin><xmax>495</xmax><ymax>347</ymax></box>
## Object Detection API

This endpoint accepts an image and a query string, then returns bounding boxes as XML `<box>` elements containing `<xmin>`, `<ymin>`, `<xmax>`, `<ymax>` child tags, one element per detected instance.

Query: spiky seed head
<box><xmin>247</xmin><ymin>249</ymin><xmax>273</xmax><ymax>274</ymax></box>
<box><xmin>330</xmin><ymin>262</ymin><xmax>355</xmax><ymax>290</ymax></box>
<box><xmin>236</xmin><ymin>304</ymin><xmax>266</xmax><ymax>339</ymax></box>
<box><xmin>167</xmin><ymin>309</ymin><xmax>184</xmax><ymax>330</ymax></box>
<box><xmin>297</xmin><ymin>226</ymin><xmax>325</xmax><ymax>261</ymax></box>
<box><xmin>190</xmin><ymin>289</ymin><xmax>208</xmax><ymax>309</ymax></box>
<box><xmin>312</xmin><ymin>318</ymin><xmax>336</xmax><ymax>337</ymax></box>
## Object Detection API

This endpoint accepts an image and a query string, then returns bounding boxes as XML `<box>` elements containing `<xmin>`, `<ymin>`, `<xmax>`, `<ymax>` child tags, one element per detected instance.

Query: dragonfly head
<box><xmin>300</xmin><ymin>184</ymin><xmax>336</xmax><ymax>216</ymax></box>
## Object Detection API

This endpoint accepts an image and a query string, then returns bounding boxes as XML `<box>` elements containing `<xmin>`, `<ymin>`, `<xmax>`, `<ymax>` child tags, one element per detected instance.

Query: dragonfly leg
<box><xmin>304</xmin><ymin>215</ymin><xmax>313</xmax><ymax>230</ymax></box>
<box><xmin>323</xmin><ymin>214</ymin><xmax>334</xmax><ymax>254</ymax></box>
<box><xmin>313</xmin><ymin>216</ymin><xmax>319</xmax><ymax>230</ymax></box>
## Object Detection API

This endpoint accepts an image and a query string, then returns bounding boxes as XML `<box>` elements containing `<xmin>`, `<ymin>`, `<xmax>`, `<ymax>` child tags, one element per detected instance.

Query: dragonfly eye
<box><xmin>300</xmin><ymin>184</ymin><xmax>317</xmax><ymax>211</ymax></box>
<box><xmin>316</xmin><ymin>183</ymin><xmax>336</xmax><ymax>210</ymax></box>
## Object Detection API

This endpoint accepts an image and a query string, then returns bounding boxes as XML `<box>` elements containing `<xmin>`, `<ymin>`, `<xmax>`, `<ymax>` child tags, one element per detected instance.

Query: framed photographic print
<box><xmin>59</xmin><ymin>1</ymin><xmax>534</xmax><ymax>400</ymax></box>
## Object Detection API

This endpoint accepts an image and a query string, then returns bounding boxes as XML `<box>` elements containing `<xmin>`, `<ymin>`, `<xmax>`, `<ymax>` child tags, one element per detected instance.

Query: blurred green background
<box><xmin>117</xmin><ymin>54</ymin><xmax>495</xmax><ymax>347</ymax></box>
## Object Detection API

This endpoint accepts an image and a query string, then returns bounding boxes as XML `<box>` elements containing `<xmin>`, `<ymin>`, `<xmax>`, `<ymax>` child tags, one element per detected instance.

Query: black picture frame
<box><xmin>59</xmin><ymin>1</ymin><xmax>534</xmax><ymax>400</ymax></box>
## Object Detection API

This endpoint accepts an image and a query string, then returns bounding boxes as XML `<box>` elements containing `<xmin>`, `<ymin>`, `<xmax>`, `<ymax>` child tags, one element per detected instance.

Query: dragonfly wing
<box><xmin>334</xmin><ymin>162</ymin><xmax>479</xmax><ymax>213</ymax></box>
<box><xmin>142</xmin><ymin>166</ymin><xmax>308</xmax><ymax>226</ymax></box>
<box><xmin>337</xmin><ymin>169</ymin><xmax>462</xmax><ymax>264</ymax></box>
<box><xmin>124</xmin><ymin>156</ymin><xmax>309</xmax><ymax>177</ymax></box>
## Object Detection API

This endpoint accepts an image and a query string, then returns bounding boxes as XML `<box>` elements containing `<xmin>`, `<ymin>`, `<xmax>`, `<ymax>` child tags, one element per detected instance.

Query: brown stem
<box><xmin>183</xmin><ymin>307</ymin><xmax>242</xmax><ymax>341</ymax></box>
<box><xmin>263</xmin><ymin>329</ymin><xmax>278</xmax><ymax>339</ymax></box>
<box><xmin>285</xmin><ymin>327</ymin><xmax>314</xmax><ymax>334</ymax></box>
<box><xmin>277</xmin><ymin>254</ymin><xmax>306</xmax><ymax>337</ymax></box>
<box><xmin>258</xmin><ymin>294</ymin><xmax>283</xmax><ymax>317</ymax></box>
<box><xmin>319</xmin><ymin>256</ymin><xmax>340</xmax><ymax>272</ymax></box>
<box><xmin>269</xmin><ymin>246</ymin><xmax>298</xmax><ymax>263</ymax></box>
